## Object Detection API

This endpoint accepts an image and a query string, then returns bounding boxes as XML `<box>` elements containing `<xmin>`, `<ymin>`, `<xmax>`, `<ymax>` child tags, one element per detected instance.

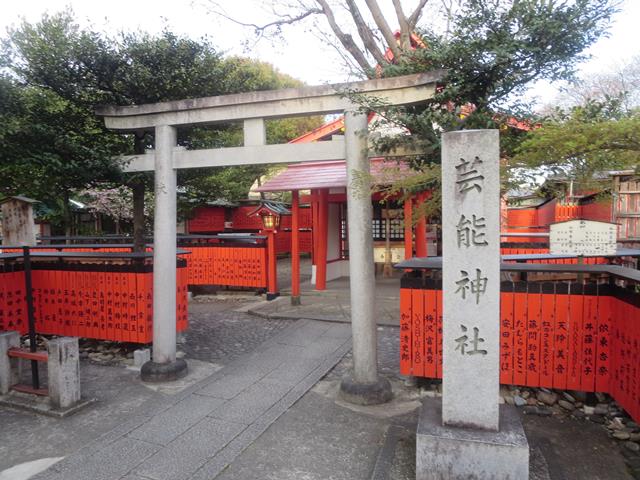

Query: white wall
<box><xmin>327</xmin><ymin>203</ymin><xmax>341</xmax><ymax>262</ymax></box>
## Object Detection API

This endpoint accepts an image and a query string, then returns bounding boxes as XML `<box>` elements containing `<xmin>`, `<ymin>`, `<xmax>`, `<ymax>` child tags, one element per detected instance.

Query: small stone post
<box><xmin>0</xmin><ymin>331</ymin><xmax>20</xmax><ymax>395</ymax></box>
<box><xmin>0</xmin><ymin>196</ymin><xmax>38</xmax><ymax>246</ymax></box>
<box><xmin>47</xmin><ymin>337</ymin><xmax>81</xmax><ymax>409</ymax></box>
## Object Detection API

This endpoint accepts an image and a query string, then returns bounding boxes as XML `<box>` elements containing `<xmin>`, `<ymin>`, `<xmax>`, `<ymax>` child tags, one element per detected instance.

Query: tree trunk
<box><xmin>62</xmin><ymin>189</ymin><xmax>72</xmax><ymax>243</ymax></box>
<box><xmin>364</xmin><ymin>0</ymin><xmax>402</xmax><ymax>61</ymax></box>
<box><xmin>344</xmin><ymin>0</ymin><xmax>388</xmax><ymax>66</ymax></box>
<box><xmin>132</xmin><ymin>181</ymin><xmax>146</xmax><ymax>252</ymax></box>
<box><xmin>391</xmin><ymin>0</ymin><xmax>411</xmax><ymax>50</ymax></box>
<box><xmin>132</xmin><ymin>132</ymin><xmax>147</xmax><ymax>253</ymax></box>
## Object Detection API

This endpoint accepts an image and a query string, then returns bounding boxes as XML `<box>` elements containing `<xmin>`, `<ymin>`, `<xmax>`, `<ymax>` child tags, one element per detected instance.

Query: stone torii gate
<box><xmin>97</xmin><ymin>71</ymin><xmax>441</xmax><ymax>403</ymax></box>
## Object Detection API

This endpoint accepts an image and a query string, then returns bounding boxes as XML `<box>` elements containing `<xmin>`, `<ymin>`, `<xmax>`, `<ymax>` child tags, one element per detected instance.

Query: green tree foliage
<box><xmin>0</xmin><ymin>73</ymin><xmax>126</xmax><ymax>229</ymax></box>
<box><xmin>512</xmin><ymin>97</ymin><xmax>640</xmax><ymax>192</ymax></box>
<box><xmin>0</xmin><ymin>10</ymin><xmax>322</xmax><ymax>232</ymax></box>
<box><xmin>351</xmin><ymin>0</ymin><xmax>618</xmax><ymax>214</ymax></box>
<box><xmin>377</xmin><ymin>0</ymin><xmax>617</xmax><ymax>149</ymax></box>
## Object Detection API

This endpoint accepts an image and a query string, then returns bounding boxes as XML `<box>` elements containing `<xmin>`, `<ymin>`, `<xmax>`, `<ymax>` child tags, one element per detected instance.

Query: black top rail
<box><xmin>1</xmin><ymin>234</ymin><xmax>269</xmax><ymax>251</ymax></box>
<box><xmin>0</xmin><ymin>249</ymin><xmax>191</xmax><ymax>260</ymax></box>
<box><xmin>1</xmin><ymin>244</ymin><xmax>138</xmax><ymax>250</ymax></box>
<box><xmin>33</xmin><ymin>233</ymin><xmax>267</xmax><ymax>242</ymax></box>
<box><xmin>502</xmin><ymin>248</ymin><xmax>640</xmax><ymax>261</ymax></box>
<box><xmin>395</xmin><ymin>257</ymin><xmax>640</xmax><ymax>284</ymax></box>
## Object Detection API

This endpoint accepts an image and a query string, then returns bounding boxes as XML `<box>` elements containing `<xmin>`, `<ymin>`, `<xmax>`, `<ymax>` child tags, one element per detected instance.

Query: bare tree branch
<box><xmin>314</xmin><ymin>28</ymin><xmax>368</xmax><ymax>79</ymax></box>
<box><xmin>343</xmin><ymin>0</ymin><xmax>388</xmax><ymax>66</ymax></box>
<box><xmin>314</xmin><ymin>0</ymin><xmax>374</xmax><ymax>75</ymax></box>
<box><xmin>364</xmin><ymin>0</ymin><xmax>402</xmax><ymax>61</ymax></box>
<box><xmin>391</xmin><ymin>0</ymin><xmax>411</xmax><ymax>50</ymax></box>
<box><xmin>408</xmin><ymin>0</ymin><xmax>430</xmax><ymax>28</ymax></box>
<box><xmin>203</xmin><ymin>0</ymin><xmax>433</xmax><ymax>73</ymax></box>
<box><xmin>205</xmin><ymin>1</ymin><xmax>322</xmax><ymax>35</ymax></box>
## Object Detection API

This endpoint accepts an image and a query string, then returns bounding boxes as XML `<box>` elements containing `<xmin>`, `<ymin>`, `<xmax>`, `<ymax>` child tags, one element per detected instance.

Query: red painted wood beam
<box><xmin>267</xmin><ymin>231</ymin><xmax>278</xmax><ymax>298</ymax></box>
<box><xmin>11</xmin><ymin>384</ymin><xmax>48</xmax><ymax>396</ymax></box>
<box><xmin>311</xmin><ymin>189</ymin><xmax>318</xmax><ymax>266</ymax></box>
<box><xmin>315</xmin><ymin>188</ymin><xmax>329</xmax><ymax>290</ymax></box>
<box><xmin>404</xmin><ymin>195</ymin><xmax>413</xmax><ymax>259</ymax></box>
<box><xmin>8</xmin><ymin>348</ymin><xmax>48</xmax><ymax>362</ymax></box>
<box><xmin>291</xmin><ymin>190</ymin><xmax>301</xmax><ymax>303</ymax></box>
<box><xmin>415</xmin><ymin>192</ymin><xmax>427</xmax><ymax>257</ymax></box>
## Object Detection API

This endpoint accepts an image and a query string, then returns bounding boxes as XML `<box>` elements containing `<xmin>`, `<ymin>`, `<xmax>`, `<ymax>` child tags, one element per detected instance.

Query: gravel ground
<box><xmin>324</xmin><ymin>324</ymin><xmax>401</xmax><ymax>382</ymax></box>
<box><xmin>180</xmin><ymin>297</ymin><xmax>296</xmax><ymax>364</ymax></box>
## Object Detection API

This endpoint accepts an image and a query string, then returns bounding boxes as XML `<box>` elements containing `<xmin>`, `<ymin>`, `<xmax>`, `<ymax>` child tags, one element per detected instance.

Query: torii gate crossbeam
<box><xmin>97</xmin><ymin>71</ymin><xmax>442</xmax><ymax>403</ymax></box>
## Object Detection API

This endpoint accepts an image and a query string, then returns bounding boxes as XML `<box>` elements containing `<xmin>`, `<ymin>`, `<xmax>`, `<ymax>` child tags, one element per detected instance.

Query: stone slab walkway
<box><xmin>32</xmin><ymin>319</ymin><xmax>352</xmax><ymax>480</ymax></box>
<box><xmin>251</xmin><ymin>290</ymin><xmax>400</xmax><ymax>326</ymax></box>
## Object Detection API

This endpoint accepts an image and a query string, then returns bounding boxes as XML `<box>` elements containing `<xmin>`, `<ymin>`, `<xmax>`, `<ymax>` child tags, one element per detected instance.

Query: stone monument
<box><xmin>0</xmin><ymin>196</ymin><xmax>38</xmax><ymax>246</ymax></box>
<box><xmin>416</xmin><ymin>130</ymin><xmax>529</xmax><ymax>479</ymax></box>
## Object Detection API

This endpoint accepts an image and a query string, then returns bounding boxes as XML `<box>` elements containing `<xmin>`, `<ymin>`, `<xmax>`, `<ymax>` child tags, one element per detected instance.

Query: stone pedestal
<box><xmin>47</xmin><ymin>337</ymin><xmax>81</xmax><ymax>409</ymax></box>
<box><xmin>141</xmin><ymin>359</ymin><xmax>188</xmax><ymax>382</ymax></box>
<box><xmin>0</xmin><ymin>331</ymin><xmax>20</xmax><ymax>395</ymax></box>
<box><xmin>417</xmin><ymin>399</ymin><xmax>529</xmax><ymax>480</ymax></box>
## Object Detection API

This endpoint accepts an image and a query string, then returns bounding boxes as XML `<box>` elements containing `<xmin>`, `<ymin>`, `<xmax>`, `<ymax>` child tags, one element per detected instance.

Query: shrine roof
<box><xmin>255</xmin><ymin>158</ymin><xmax>412</xmax><ymax>192</ymax></box>
<box><xmin>0</xmin><ymin>195</ymin><xmax>39</xmax><ymax>204</ymax></box>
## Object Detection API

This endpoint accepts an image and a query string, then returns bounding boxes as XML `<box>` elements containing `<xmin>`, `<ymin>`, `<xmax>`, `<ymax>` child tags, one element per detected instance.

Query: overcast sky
<box><xmin>2</xmin><ymin>0</ymin><xmax>638</xmax><ymax>106</ymax></box>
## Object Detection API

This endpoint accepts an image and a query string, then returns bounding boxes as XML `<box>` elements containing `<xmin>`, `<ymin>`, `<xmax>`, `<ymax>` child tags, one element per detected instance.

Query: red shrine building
<box><xmin>186</xmin><ymin>114</ymin><xmax>435</xmax><ymax>291</ymax></box>
<box><xmin>186</xmin><ymin>113</ymin><xmax>640</xmax><ymax>294</ymax></box>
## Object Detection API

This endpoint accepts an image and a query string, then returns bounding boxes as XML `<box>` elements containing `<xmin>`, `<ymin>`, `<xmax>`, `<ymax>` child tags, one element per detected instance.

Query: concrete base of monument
<box><xmin>290</xmin><ymin>295</ymin><xmax>301</xmax><ymax>306</ymax></box>
<box><xmin>417</xmin><ymin>398</ymin><xmax>529</xmax><ymax>480</ymax></box>
<box><xmin>140</xmin><ymin>359</ymin><xmax>188</xmax><ymax>382</ymax></box>
<box><xmin>0</xmin><ymin>392</ymin><xmax>96</xmax><ymax>418</ymax></box>
<box><xmin>338</xmin><ymin>375</ymin><xmax>393</xmax><ymax>406</ymax></box>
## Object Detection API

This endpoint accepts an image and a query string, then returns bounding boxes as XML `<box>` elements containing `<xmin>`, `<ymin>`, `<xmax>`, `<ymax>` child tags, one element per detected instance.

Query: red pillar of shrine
<box><xmin>404</xmin><ymin>194</ymin><xmax>413</xmax><ymax>259</ymax></box>
<box><xmin>266</xmin><ymin>230</ymin><xmax>278</xmax><ymax>300</ymax></box>
<box><xmin>291</xmin><ymin>190</ymin><xmax>301</xmax><ymax>305</ymax></box>
<box><xmin>311</xmin><ymin>189</ymin><xmax>319</xmax><ymax>266</ymax></box>
<box><xmin>415</xmin><ymin>192</ymin><xmax>428</xmax><ymax>258</ymax></box>
<box><xmin>315</xmin><ymin>188</ymin><xmax>329</xmax><ymax>290</ymax></box>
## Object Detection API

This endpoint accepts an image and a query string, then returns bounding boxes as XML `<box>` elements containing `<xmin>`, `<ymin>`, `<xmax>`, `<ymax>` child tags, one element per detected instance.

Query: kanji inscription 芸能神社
<box><xmin>454</xmin><ymin>268</ymin><xmax>488</xmax><ymax>304</ymax></box>
<box><xmin>455</xmin><ymin>325</ymin><xmax>488</xmax><ymax>356</ymax></box>
<box><xmin>456</xmin><ymin>214</ymin><xmax>488</xmax><ymax>248</ymax></box>
<box><xmin>455</xmin><ymin>156</ymin><xmax>485</xmax><ymax>194</ymax></box>
<box><xmin>442</xmin><ymin>130</ymin><xmax>500</xmax><ymax>431</ymax></box>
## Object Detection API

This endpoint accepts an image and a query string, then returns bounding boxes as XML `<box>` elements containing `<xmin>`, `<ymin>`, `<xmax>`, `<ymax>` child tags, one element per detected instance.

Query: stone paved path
<box><xmin>32</xmin><ymin>319</ymin><xmax>352</xmax><ymax>480</ymax></box>
<box><xmin>250</xmin><ymin>276</ymin><xmax>401</xmax><ymax>326</ymax></box>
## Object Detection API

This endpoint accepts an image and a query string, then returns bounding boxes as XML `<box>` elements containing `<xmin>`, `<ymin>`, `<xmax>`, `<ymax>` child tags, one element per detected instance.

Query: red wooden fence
<box><xmin>400</xmin><ymin>279</ymin><xmax>640</xmax><ymax>421</ymax></box>
<box><xmin>3</xmin><ymin>243</ymin><xmax>276</xmax><ymax>290</ymax></box>
<box><xmin>181</xmin><ymin>246</ymin><xmax>268</xmax><ymax>288</ymax></box>
<box><xmin>0</xmin><ymin>261</ymin><xmax>188</xmax><ymax>344</ymax></box>
<box><xmin>500</xmin><ymin>246</ymin><xmax>608</xmax><ymax>265</ymax></box>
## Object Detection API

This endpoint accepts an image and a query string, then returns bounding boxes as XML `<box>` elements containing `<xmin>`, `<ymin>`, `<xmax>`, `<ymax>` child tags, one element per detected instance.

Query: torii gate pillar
<box><xmin>141</xmin><ymin>124</ymin><xmax>187</xmax><ymax>382</ymax></box>
<box><xmin>338</xmin><ymin>110</ymin><xmax>392</xmax><ymax>405</ymax></box>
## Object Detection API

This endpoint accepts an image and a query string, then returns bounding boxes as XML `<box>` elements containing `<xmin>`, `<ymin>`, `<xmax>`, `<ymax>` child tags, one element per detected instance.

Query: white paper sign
<box><xmin>549</xmin><ymin>219</ymin><xmax>617</xmax><ymax>256</ymax></box>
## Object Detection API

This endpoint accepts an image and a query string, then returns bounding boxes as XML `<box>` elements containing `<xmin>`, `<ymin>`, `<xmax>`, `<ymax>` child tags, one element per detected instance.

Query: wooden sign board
<box><xmin>549</xmin><ymin>219</ymin><xmax>617</xmax><ymax>256</ymax></box>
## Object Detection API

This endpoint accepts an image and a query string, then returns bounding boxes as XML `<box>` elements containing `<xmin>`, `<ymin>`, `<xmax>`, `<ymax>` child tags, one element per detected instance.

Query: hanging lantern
<box><xmin>260</xmin><ymin>211</ymin><xmax>280</xmax><ymax>231</ymax></box>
